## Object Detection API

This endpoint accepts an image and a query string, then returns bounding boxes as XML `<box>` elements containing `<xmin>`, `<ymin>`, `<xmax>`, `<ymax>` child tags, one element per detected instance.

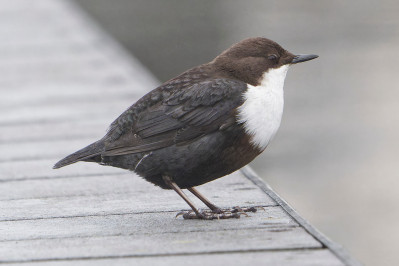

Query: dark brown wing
<box><xmin>102</xmin><ymin>78</ymin><xmax>247</xmax><ymax>156</ymax></box>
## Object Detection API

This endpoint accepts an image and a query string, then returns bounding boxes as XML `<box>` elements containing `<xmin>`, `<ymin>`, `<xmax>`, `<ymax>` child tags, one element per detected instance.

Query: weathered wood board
<box><xmin>0</xmin><ymin>0</ymin><xmax>359</xmax><ymax>265</ymax></box>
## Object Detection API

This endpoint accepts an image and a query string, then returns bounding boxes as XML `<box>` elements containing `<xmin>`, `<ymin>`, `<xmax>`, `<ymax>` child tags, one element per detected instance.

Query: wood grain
<box><xmin>0</xmin><ymin>0</ymin><xmax>356</xmax><ymax>265</ymax></box>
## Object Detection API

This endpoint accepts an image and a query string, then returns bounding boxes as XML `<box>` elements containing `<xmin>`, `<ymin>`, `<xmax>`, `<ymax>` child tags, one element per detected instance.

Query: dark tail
<box><xmin>53</xmin><ymin>140</ymin><xmax>105</xmax><ymax>169</ymax></box>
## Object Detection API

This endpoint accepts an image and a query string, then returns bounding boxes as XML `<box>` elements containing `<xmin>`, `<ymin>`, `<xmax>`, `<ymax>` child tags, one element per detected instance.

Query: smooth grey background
<box><xmin>76</xmin><ymin>1</ymin><xmax>399</xmax><ymax>265</ymax></box>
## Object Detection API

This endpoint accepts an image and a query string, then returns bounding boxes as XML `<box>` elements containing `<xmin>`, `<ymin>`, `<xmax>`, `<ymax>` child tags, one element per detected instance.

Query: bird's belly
<box><xmin>103</xmin><ymin>126</ymin><xmax>262</xmax><ymax>189</ymax></box>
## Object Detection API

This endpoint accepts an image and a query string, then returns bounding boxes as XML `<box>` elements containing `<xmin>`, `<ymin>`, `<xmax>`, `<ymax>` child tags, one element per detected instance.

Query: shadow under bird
<box><xmin>54</xmin><ymin>37</ymin><xmax>318</xmax><ymax>219</ymax></box>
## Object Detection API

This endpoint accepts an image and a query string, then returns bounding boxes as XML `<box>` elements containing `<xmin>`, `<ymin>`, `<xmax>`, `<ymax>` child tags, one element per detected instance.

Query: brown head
<box><xmin>213</xmin><ymin>37</ymin><xmax>318</xmax><ymax>86</ymax></box>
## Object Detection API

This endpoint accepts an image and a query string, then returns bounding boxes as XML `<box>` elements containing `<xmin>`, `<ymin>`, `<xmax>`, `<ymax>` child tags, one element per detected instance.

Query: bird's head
<box><xmin>213</xmin><ymin>37</ymin><xmax>318</xmax><ymax>86</ymax></box>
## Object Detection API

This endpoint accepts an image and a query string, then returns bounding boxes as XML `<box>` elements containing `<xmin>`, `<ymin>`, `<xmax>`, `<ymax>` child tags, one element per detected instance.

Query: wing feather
<box><xmin>102</xmin><ymin>78</ymin><xmax>247</xmax><ymax>156</ymax></box>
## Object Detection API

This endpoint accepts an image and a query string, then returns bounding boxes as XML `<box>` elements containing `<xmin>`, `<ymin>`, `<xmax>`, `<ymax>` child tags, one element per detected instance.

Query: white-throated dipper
<box><xmin>54</xmin><ymin>37</ymin><xmax>318</xmax><ymax>220</ymax></box>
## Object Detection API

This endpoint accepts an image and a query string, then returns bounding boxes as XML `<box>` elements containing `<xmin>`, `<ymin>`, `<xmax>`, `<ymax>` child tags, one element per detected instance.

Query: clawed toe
<box><xmin>231</xmin><ymin>206</ymin><xmax>259</xmax><ymax>213</ymax></box>
<box><xmin>175</xmin><ymin>210</ymin><xmax>190</xmax><ymax>218</ymax></box>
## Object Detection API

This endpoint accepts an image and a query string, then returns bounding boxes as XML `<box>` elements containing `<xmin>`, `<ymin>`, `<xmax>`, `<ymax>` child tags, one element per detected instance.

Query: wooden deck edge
<box><xmin>241</xmin><ymin>166</ymin><xmax>362</xmax><ymax>266</ymax></box>
<box><xmin>57</xmin><ymin>2</ymin><xmax>361</xmax><ymax>265</ymax></box>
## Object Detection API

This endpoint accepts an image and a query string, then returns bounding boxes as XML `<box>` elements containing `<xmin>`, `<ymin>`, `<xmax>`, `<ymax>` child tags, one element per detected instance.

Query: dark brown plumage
<box><xmin>54</xmin><ymin>37</ymin><xmax>318</xmax><ymax>219</ymax></box>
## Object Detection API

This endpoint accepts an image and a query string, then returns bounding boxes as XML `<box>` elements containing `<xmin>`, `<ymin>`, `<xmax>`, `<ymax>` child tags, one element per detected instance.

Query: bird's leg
<box><xmin>162</xmin><ymin>176</ymin><xmax>257</xmax><ymax>220</ymax></box>
<box><xmin>188</xmin><ymin>187</ymin><xmax>259</xmax><ymax>214</ymax></box>
<box><xmin>162</xmin><ymin>175</ymin><xmax>207</xmax><ymax>219</ymax></box>
<box><xmin>187</xmin><ymin>187</ymin><xmax>222</xmax><ymax>213</ymax></box>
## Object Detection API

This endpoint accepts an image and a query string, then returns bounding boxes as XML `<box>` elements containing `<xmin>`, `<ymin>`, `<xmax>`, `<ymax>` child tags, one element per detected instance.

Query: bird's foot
<box><xmin>176</xmin><ymin>206</ymin><xmax>261</xmax><ymax>220</ymax></box>
<box><xmin>176</xmin><ymin>210</ymin><xmax>240</xmax><ymax>220</ymax></box>
<box><xmin>230</xmin><ymin>206</ymin><xmax>261</xmax><ymax>213</ymax></box>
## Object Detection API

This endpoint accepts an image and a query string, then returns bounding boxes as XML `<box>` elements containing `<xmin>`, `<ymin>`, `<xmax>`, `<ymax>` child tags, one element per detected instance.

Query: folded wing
<box><xmin>102</xmin><ymin>79</ymin><xmax>247</xmax><ymax>156</ymax></box>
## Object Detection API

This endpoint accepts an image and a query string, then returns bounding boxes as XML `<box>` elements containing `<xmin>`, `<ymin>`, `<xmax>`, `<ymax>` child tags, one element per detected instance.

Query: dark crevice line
<box><xmin>0</xmin><ymin>205</ymin><xmax>277</xmax><ymax>222</ymax></box>
<box><xmin>0</xmin><ymin>134</ymin><xmax>103</xmax><ymax>144</ymax></box>
<box><xmin>0</xmin><ymin>247</ymin><xmax>324</xmax><ymax>264</ymax></box>
<box><xmin>0</xmin><ymin>151</ymin><xmax>104</xmax><ymax>163</ymax></box>
<box><xmin>0</xmin><ymin>183</ymin><xmax>140</xmax><ymax>201</ymax></box>
<box><xmin>0</xmin><ymin>115</ymin><xmax>114</xmax><ymax>127</ymax></box>
<box><xmin>2</xmin><ymin>188</ymin><xmax>139</xmax><ymax>201</ymax></box>
<box><xmin>0</xmin><ymin>225</ymin><xmax>300</xmax><ymax>243</ymax></box>
<box><xmin>0</xmin><ymin>119</ymin><xmax>109</xmax><ymax>129</ymax></box>
<box><xmin>0</xmin><ymin>136</ymin><xmax>96</xmax><ymax>145</ymax></box>
<box><xmin>0</xmin><ymin>156</ymin><xmax>79</xmax><ymax>164</ymax></box>
<box><xmin>0</xmin><ymin>134</ymin><xmax>101</xmax><ymax>144</ymax></box>
<box><xmin>0</xmin><ymin>93</ymin><xmax>135</xmax><ymax>108</ymax></box>
<box><xmin>0</xmin><ymin>155</ymin><xmax>68</xmax><ymax>163</ymax></box>
<box><xmin>0</xmin><ymin>172</ymin><xmax>127</xmax><ymax>183</ymax></box>
<box><xmin>0</xmin><ymin>99</ymin><xmax>131</xmax><ymax>111</ymax></box>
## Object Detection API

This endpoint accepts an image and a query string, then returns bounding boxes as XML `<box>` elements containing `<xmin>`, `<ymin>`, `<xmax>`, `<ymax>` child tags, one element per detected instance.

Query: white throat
<box><xmin>237</xmin><ymin>65</ymin><xmax>289</xmax><ymax>150</ymax></box>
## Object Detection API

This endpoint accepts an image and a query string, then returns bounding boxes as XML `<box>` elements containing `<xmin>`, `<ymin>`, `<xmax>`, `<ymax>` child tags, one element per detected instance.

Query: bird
<box><xmin>54</xmin><ymin>37</ymin><xmax>318</xmax><ymax>220</ymax></box>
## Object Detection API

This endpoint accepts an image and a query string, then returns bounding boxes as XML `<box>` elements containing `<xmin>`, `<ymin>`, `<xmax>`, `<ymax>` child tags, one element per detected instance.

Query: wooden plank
<box><xmin>5</xmin><ymin>250</ymin><xmax>345</xmax><ymax>266</ymax></box>
<box><xmin>0</xmin><ymin>138</ymin><xmax>96</xmax><ymax>162</ymax></box>
<box><xmin>0</xmin><ymin>0</ymin><xmax>359</xmax><ymax>265</ymax></box>
<box><xmin>0</xmin><ymin>206</ymin><xmax>297</xmax><ymax>242</ymax></box>
<box><xmin>0</xmin><ymin>227</ymin><xmax>321</xmax><ymax>263</ymax></box>
<box><xmin>0</xmin><ymin>100</ymin><xmax>131</xmax><ymax>126</ymax></box>
<box><xmin>0</xmin><ymin>119</ymin><xmax>109</xmax><ymax>144</ymax></box>
<box><xmin>0</xmin><ymin>173</ymin><xmax>134</xmax><ymax>200</ymax></box>
<box><xmin>0</xmin><ymin>159</ymin><xmax>124</xmax><ymax>181</ymax></box>
<box><xmin>0</xmin><ymin>171</ymin><xmax>271</xmax><ymax>201</ymax></box>
<box><xmin>0</xmin><ymin>59</ymin><xmax>138</xmax><ymax>87</ymax></box>
<box><xmin>0</xmin><ymin>172</ymin><xmax>277</xmax><ymax>221</ymax></box>
<box><xmin>0</xmin><ymin>85</ymin><xmax>135</xmax><ymax>110</ymax></box>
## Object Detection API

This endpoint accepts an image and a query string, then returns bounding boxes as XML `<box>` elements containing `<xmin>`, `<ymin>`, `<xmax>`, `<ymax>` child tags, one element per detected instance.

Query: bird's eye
<box><xmin>268</xmin><ymin>54</ymin><xmax>278</xmax><ymax>61</ymax></box>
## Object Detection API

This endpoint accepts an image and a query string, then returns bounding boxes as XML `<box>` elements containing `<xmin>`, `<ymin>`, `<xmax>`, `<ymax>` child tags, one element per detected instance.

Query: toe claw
<box><xmin>248</xmin><ymin>207</ymin><xmax>258</xmax><ymax>213</ymax></box>
<box><xmin>241</xmin><ymin>212</ymin><xmax>249</xmax><ymax>217</ymax></box>
<box><xmin>175</xmin><ymin>211</ymin><xmax>186</xmax><ymax>218</ymax></box>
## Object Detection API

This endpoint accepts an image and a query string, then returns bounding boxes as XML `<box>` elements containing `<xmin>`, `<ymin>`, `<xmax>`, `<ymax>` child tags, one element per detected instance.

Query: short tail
<box><xmin>53</xmin><ymin>140</ymin><xmax>105</xmax><ymax>169</ymax></box>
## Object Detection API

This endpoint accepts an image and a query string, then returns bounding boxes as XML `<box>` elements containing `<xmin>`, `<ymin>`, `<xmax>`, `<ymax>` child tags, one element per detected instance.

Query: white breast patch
<box><xmin>237</xmin><ymin>65</ymin><xmax>289</xmax><ymax>150</ymax></box>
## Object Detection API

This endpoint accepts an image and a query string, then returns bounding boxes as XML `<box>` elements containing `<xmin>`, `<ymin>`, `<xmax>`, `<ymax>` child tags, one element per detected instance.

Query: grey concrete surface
<box><xmin>75</xmin><ymin>1</ymin><xmax>399</xmax><ymax>265</ymax></box>
<box><xmin>0</xmin><ymin>0</ymin><xmax>356</xmax><ymax>265</ymax></box>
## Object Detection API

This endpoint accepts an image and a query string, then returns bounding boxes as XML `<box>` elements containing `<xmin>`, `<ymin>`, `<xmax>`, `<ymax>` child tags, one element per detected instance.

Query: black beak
<box><xmin>291</xmin><ymin>54</ymin><xmax>318</xmax><ymax>64</ymax></box>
